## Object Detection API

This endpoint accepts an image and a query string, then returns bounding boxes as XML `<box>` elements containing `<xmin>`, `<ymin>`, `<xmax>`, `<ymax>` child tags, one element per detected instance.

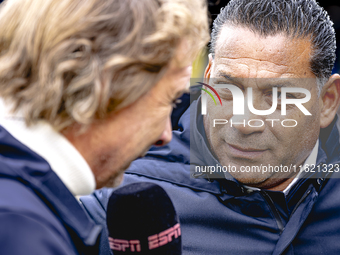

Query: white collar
<box><xmin>0</xmin><ymin>99</ymin><xmax>96</xmax><ymax>196</ymax></box>
<box><xmin>242</xmin><ymin>140</ymin><xmax>319</xmax><ymax>195</ymax></box>
<box><xmin>282</xmin><ymin>140</ymin><xmax>319</xmax><ymax>195</ymax></box>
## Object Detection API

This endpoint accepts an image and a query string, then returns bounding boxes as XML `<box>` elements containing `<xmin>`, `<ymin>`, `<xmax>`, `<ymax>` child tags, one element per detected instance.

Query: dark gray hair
<box><xmin>210</xmin><ymin>0</ymin><xmax>336</xmax><ymax>92</ymax></box>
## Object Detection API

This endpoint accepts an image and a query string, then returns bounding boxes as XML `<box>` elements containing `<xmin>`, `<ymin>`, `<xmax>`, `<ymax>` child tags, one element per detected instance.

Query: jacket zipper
<box><xmin>289</xmin><ymin>189</ymin><xmax>312</xmax><ymax>219</ymax></box>
<box><xmin>261</xmin><ymin>190</ymin><xmax>285</xmax><ymax>234</ymax></box>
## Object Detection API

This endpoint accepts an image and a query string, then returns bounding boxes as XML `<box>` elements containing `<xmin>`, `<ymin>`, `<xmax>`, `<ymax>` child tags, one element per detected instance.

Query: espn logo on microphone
<box><xmin>109</xmin><ymin>238</ymin><xmax>141</xmax><ymax>252</ymax></box>
<box><xmin>109</xmin><ymin>223</ymin><xmax>181</xmax><ymax>252</ymax></box>
<box><xmin>148</xmin><ymin>223</ymin><xmax>181</xmax><ymax>250</ymax></box>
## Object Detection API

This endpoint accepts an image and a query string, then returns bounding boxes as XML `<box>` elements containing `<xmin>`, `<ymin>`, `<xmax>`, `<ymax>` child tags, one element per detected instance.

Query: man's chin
<box><xmin>231</xmin><ymin>174</ymin><xmax>270</xmax><ymax>186</ymax></box>
<box><xmin>103</xmin><ymin>172</ymin><xmax>125</xmax><ymax>188</ymax></box>
<box><xmin>94</xmin><ymin>152</ymin><xmax>147</xmax><ymax>188</ymax></box>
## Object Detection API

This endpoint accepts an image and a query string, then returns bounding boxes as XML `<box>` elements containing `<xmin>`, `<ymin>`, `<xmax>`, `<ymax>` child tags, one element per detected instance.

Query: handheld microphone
<box><xmin>106</xmin><ymin>182</ymin><xmax>182</xmax><ymax>254</ymax></box>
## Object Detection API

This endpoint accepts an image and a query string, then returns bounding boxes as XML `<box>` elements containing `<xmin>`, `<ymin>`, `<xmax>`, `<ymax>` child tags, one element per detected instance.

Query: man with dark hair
<box><xmin>82</xmin><ymin>0</ymin><xmax>340</xmax><ymax>254</ymax></box>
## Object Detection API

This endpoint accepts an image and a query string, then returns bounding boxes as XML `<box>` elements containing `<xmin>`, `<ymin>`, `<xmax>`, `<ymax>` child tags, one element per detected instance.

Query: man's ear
<box><xmin>320</xmin><ymin>74</ymin><xmax>340</xmax><ymax>128</ymax></box>
<box><xmin>204</xmin><ymin>54</ymin><xmax>213</xmax><ymax>82</ymax></box>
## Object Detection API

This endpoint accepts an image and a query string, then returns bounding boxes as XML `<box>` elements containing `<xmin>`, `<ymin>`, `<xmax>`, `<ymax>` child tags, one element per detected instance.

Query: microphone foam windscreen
<box><xmin>106</xmin><ymin>182</ymin><xmax>181</xmax><ymax>254</ymax></box>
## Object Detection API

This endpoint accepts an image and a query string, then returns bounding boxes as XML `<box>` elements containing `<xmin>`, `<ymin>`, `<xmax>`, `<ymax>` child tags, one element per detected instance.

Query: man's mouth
<box><xmin>227</xmin><ymin>143</ymin><xmax>267</xmax><ymax>159</ymax></box>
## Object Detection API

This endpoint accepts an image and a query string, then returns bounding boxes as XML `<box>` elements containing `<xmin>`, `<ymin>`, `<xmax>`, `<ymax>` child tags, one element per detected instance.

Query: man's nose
<box><xmin>230</xmin><ymin>101</ymin><xmax>266</xmax><ymax>135</ymax></box>
<box><xmin>154</xmin><ymin>117</ymin><xmax>172</xmax><ymax>147</ymax></box>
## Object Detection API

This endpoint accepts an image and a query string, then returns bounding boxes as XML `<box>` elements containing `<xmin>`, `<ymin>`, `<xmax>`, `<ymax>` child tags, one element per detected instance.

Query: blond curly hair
<box><xmin>0</xmin><ymin>0</ymin><xmax>209</xmax><ymax>130</ymax></box>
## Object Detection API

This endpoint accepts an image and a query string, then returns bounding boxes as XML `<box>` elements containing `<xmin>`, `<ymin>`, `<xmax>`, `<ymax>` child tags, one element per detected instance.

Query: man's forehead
<box><xmin>216</xmin><ymin>26</ymin><xmax>286</xmax><ymax>55</ymax></box>
<box><xmin>210</xmin><ymin>75</ymin><xmax>316</xmax><ymax>89</ymax></box>
<box><xmin>213</xmin><ymin>25</ymin><xmax>315</xmax><ymax>79</ymax></box>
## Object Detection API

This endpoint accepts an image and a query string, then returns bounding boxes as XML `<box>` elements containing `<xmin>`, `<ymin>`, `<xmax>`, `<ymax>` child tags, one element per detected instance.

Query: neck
<box><xmin>267</xmin><ymin>176</ymin><xmax>298</xmax><ymax>192</ymax></box>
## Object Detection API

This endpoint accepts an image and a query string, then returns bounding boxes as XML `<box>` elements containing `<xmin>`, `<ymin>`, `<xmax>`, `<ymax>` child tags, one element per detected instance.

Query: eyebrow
<box><xmin>217</xmin><ymin>74</ymin><xmax>239</xmax><ymax>84</ymax></box>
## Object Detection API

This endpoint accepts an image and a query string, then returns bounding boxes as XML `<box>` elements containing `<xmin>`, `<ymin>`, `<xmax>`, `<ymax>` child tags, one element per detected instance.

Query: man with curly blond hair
<box><xmin>0</xmin><ymin>0</ymin><xmax>209</xmax><ymax>254</ymax></box>
<box><xmin>82</xmin><ymin>0</ymin><xmax>340</xmax><ymax>254</ymax></box>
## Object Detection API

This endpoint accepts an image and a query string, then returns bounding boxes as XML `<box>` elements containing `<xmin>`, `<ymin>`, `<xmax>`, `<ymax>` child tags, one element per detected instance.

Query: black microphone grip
<box><xmin>106</xmin><ymin>182</ymin><xmax>182</xmax><ymax>254</ymax></box>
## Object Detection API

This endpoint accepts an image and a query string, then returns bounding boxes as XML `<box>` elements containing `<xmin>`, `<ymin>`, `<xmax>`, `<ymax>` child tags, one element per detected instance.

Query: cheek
<box><xmin>148</xmin><ymin>107</ymin><xmax>172</xmax><ymax>134</ymax></box>
<box><xmin>280</xmin><ymin>92</ymin><xmax>320</xmax><ymax>131</ymax></box>
<box><xmin>270</xmin><ymin>111</ymin><xmax>320</xmax><ymax>162</ymax></box>
<box><xmin>206</xmin><ymin>99</ymin><xmax>233</xmax><ymax>120</ymax></box>
<box><xmin>204</xmin><ymin>109</ymin><xmax>230</xmax><ymax>150</ymax></box>
<box><xmin>292</xmin><ymin>99</ymin><xmax>320</xmax><ymax>134</ymax></box>
<box><xmin>205</xmin><ymin>100</ymin><xmax>235</xmax><ymax>138</ymax></box>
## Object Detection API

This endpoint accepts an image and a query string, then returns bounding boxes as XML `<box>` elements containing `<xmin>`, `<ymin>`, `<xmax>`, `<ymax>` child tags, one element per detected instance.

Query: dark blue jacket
<box><xmin>81</xmin><ymin>93</ymin><xmax>340</xmax><ymax>255</ymax></box>
<box><xmin>0</xmin><ymin>126</ymin><xmax>102</xmax><ymax>255</ymax></box>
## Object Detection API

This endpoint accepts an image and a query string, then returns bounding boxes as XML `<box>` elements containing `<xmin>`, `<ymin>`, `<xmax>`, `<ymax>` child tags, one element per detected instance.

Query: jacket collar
<box><xmin>0</xmin><ymin>125</ymin><xmax>101</xmax><ymax>247</ymax></box>
<box><xmin>0</xmin><ymin>99</ymin><xmax>95</xmax><ymax>196</ymax></box>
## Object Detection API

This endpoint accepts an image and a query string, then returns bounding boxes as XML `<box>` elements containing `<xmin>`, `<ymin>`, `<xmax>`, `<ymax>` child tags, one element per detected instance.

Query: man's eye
<box><xmin>286</xmin><ymin>93</ymin><xmax>296</xmax><ymax>99</ymax></box>
<box><xmin>265</xmin><ymin>91</ymin><xmax>296</xmax><ymax>99</ymax></box>
<box><xmin>264</xmin><ymin>91</ymin><xmax>281</xmax><ymax>110</ymax></box>
<box><xmin>265</xmin><ymin>91</ymin><xmax>281</xmax><ymax>100</ymax></box>
<box><xmin>172</xmin><ymin>99</ymin><xmax>182</xmax><ymax>108</ymax></box>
